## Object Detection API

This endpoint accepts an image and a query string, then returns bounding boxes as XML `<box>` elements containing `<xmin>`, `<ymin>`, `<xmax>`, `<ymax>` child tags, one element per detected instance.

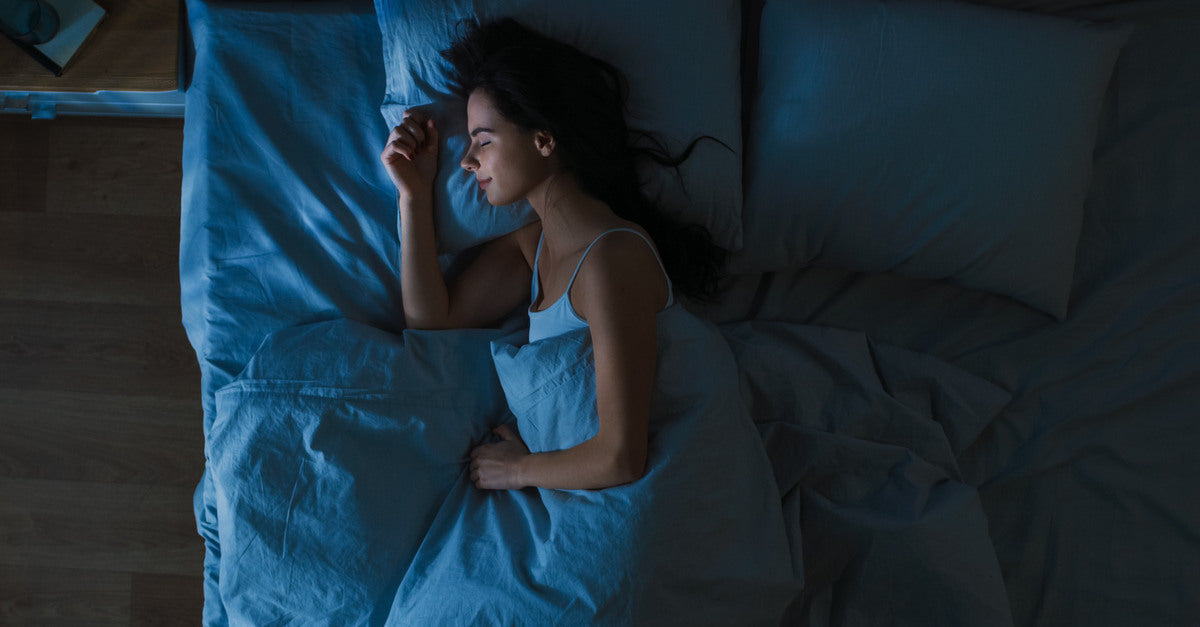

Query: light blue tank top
<box><xmin>528</xmin><ymin>228</ymin><xmax>675</xmax><ymax>344</ymax></box>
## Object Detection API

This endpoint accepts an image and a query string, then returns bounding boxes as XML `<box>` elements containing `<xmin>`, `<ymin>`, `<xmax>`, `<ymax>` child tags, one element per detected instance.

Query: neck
<box><xmin>528</xmin><ymin>172</ymin><xmax>612</xmax><ymax>253</ymax></box>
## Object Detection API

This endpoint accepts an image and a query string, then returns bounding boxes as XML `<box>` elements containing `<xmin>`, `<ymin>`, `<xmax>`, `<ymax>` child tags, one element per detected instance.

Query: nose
<box><xmin>460</xmin><ymin>148</ymin><xmax>477</xmax><ymax>172</ymax></box>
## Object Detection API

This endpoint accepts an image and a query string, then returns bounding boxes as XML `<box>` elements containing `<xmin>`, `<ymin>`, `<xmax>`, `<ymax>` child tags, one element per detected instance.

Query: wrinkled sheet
<box><xmin>723</xmin><ymin>322</ymin><xmax>1014</xmax><ymax>625</ymax></box>
<box><xmin>207</xmin><ymin>309</ymin><xmax>1011</xmax><ymax>624</ymax></box>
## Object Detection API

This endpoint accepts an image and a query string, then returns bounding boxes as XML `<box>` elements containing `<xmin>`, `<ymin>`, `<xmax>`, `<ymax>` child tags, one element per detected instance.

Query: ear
<box><xmin>533</xmin><ymin>130</ymin><xmax>556</xmax><ymax>157</ymax></box>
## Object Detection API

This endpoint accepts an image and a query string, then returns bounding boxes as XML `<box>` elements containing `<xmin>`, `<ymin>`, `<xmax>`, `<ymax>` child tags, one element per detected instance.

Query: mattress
<box><xmin>180</xmin><ymin>0</ymin><xmax>1200</xmax><ymax>623</ymax></box>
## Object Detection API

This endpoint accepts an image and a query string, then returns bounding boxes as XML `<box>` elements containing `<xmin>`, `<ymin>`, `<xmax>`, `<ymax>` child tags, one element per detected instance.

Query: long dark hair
<box><xmin>441</xmin><ymin>18</ymin><xmax>727</xmax><ymax>302</ymax></box>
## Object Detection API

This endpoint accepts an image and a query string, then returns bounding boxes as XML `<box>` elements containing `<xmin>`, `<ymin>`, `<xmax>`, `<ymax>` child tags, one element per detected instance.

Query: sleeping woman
<box><xmin>378</xmin><ymin>18</ymin><xmax>726</xmax><ymax>493</ymax></box>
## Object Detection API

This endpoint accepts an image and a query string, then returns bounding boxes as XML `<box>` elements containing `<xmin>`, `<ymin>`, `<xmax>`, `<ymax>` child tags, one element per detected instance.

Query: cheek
<box><xmin>479</xmin><ymin>161</ymin><xmax>511</xmax><ymax>205</ymax></box>
<box><xmin>484</xmin><ymin>147</ymin><xmax>542</xmax><ymax>205</ymax></box>
<box><xmin>485</xmin><ymin>157</ymin><xmax>518</xmax><ymax>198</ymax></box>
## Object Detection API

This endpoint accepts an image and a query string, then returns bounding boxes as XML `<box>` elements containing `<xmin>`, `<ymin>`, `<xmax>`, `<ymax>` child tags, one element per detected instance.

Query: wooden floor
<box><xmin>0</xmin><ymin>115</ymin><xmax>204</xmax><ymax>624</ymax></box>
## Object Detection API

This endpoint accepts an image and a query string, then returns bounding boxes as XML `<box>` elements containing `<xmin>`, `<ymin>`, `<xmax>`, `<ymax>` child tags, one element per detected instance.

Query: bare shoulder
<box><xmin>573</xmin><ymin>227</ymin><xmax>670</xmax><ymax>322</ymax></box>
<box><xmin>590</xmin><ymin>227</ymin><xmax>662</xmax><ymax>272</ymax></box>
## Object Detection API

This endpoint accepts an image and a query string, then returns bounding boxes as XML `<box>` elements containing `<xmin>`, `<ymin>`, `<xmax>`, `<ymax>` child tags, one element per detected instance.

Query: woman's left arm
<box><xmin>470</xmin><ymin>234</ymin><xmax>664</xmax><ymax>491</ymax></box>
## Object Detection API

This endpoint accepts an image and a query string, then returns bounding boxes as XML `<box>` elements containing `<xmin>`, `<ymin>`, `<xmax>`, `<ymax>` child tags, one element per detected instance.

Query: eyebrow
<box><xmin>469</xmin><ymin>127</ymin><xmax>494</xmax><ymax>137</ymax></box>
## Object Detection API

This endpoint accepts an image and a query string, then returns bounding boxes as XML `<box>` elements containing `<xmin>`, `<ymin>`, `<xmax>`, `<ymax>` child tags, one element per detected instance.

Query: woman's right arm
<box><xmin>399</xmin><ymin>195</ymin><xmax>536</xmax><ymax>330</ymax></box>
<box><xmin>397</xmin><ymin>190</ymin><xmax>451</xmax><ymax>329</ymax></box>
<box><xmin>383</xmin><ymin>110</ymin><xmax>533</xmax><ymax>330</ymax></box>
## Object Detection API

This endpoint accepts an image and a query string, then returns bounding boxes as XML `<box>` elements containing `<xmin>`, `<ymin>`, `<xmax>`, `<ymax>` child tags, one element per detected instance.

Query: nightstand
<box><xmin>0</xmin><ymin>0</ymin><xmax>184</xmax><ymax>118</ymax></box>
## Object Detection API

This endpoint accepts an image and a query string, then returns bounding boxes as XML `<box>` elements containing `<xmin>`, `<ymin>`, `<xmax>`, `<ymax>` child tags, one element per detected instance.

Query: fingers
<box><xmin>424</xmin><ymin>117</ymin><xmax>438</xmax><ymax>146</ymax></box>
<box><xmin>493</xmin><ymin>424</ymin><xmax>518</xmax><ymax>441</ymax></box>
<box><xmin>469</xmin><ymin>456</ymin><xmax>480</xmax><ymax>484</ymax></box>
<box><xmin>467</xmin><ymin>429</ymin><xmax>520</xmax><ymax>490</ymax></box>
<box><xmin>380</xmin><ymin>141</ymin><xmax>411</xmax><ymax>163</ymax></box>
<box><xmin>386</xmin><ymin>127</ymin><xmax>419</xmax><ymax>154</ymax></box>
<box><xmin>396</xmin><ymin>120</ymin><xmax>425</xmax><ymax>145</ymax></box>
<box><xmin>401</xmin><ymin>108</ymin><xmax>427</xmax><ymax>126</ymax></box>
<box><xmin>469</xmin><ymin>457</ymin><xmax>488</xmax><ymax>489</ymax></box>
<box><xmin>395</xmin><ymin>109</ymin><xmax>435</xmax><ymax>144</ymax></box>
<box><xmin>382</xmin><ymin>115</ymin><xmax>438</xmax><ymax>162</ymax></box>
<box><xmin>381</xmin><ymin>125</ymin><xmax>408</xmax><ymax>157</ymax></box>
<box><xmin>382</xmin><ymin>131</ymin><xmax>419</xmax><ymax>162</ymax></box>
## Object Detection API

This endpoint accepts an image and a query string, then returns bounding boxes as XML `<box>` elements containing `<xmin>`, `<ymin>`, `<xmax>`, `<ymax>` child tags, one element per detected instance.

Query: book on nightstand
<box><xmin>3</xmin><ymin>0</ymin><xmax>105</xmax><ymax>77</ymax></box>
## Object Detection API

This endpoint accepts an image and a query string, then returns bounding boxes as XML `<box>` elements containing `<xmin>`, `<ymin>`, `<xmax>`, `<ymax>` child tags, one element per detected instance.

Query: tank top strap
<box><xmin>530</xmin><ymin>232</ymin><xmax>545</xmax><ymax>302</ymax></box>
<box><xmin>564</xmin><ymin>227</ymin><xmax>675</xmax><ymax>307</ymax></box>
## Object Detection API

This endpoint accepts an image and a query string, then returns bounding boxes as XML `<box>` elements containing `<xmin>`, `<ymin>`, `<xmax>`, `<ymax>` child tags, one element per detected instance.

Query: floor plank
<box><xmin>0</xmin><ymin>564</ymin><xmax>131</xmax><ymax>625</ymax></box>
<box><xmin>131</xmin><ymin>573</ymin><xmax>204</xmax><ymax>626</ymax></box>
<box><xmin>0</xmin><ymin>388</ymin><xmax>203</xmax><ymax>485</ymax></box>
<box><xmin>0</xmin><ymin>212</ymin><xmax>181</xmax><ymax>307</ymax></box>
<box><xmin>0</xmin><ymin>299</ymin><xmax>199</xmax><ymax>399</ymax></box>
<box><xmin>0</xmin><ymin>477</ymin><xmax>201</xmax><ymax>577</ymax></box>
<box><xmin>0</xmin><ymin>117</ymin><xmax>50</xmax><ymax>214</ymax></box>
<box><xmin>44</xmin><ymin>118</ymin><xmax>183</xmax><ymax>217</ymax></box>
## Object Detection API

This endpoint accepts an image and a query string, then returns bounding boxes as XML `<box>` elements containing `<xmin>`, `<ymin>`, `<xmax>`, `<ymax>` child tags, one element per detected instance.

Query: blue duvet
<box><xmin>207</xmin><ymin>304</ymin><xmax>1013</xmax><ymax>624</ymax></box>
<box><xmin>210</xmin><ymin>307</ymin><xmax>799</xmax><ymax>624</ymax></box>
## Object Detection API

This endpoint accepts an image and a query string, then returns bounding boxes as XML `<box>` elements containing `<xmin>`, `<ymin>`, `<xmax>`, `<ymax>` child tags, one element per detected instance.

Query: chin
<box><xmin>486</xmin><ymin>190</ymin><xmax>517</xmax><ymax>207</ymax></box>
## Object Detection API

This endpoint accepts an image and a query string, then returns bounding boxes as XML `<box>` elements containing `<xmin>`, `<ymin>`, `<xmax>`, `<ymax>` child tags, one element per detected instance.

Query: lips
<box><xmin>478</xmin><ymin>178</ymin><xmax>492</xmax><ymax>190</ymax></box>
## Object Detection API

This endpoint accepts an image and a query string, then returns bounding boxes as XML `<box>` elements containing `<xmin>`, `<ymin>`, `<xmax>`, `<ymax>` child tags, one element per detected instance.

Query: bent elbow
<box><xmin>611</xmin><ymin>452</ymin><xmax>647</xmax><ymax>487</ymax></box>
<box><xmin>582</xmin><ymin>436</ymin><xmax>647</xmax><ymax>489</ymax></box>
<box><xmin>621</xmin><ymin>465</ymin><xmax>647</xmax><ymax>485</ymax></box>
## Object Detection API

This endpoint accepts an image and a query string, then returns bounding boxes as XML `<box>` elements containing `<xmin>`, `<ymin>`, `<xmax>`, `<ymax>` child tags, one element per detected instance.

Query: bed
<box><xmin>181</xmin><ymin>0</ymin><xmax>1200</xmax><ymax>624</ymax></box>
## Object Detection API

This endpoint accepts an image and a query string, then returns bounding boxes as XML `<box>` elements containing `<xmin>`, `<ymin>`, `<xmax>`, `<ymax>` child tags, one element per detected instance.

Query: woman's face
<box><xmin>460</xmin><ymin>89</ymin><xmax>555</xmax><ymax>207</ymax></box>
